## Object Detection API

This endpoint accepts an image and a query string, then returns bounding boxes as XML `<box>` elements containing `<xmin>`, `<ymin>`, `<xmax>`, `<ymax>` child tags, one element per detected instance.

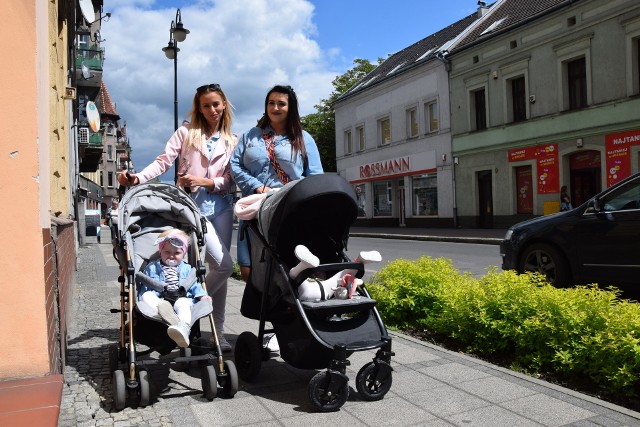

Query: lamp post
<box><xmin>162</xmin><ymin>9</ymin><xmax>189</xmax><ymax>183</ymax></box>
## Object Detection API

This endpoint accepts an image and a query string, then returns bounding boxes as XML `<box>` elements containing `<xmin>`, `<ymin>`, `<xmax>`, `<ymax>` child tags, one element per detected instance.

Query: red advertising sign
<box><xmin>605</xmin><ymin>130</ymin><xmax>640</xmax><ymax>187</ymax></box>
<box><xmin>508</xmin><ymin>143</ymin><xmax>559</xmax><ymax>194</ymax></box>
<box><xmin>536</xmin><ymin>144</ymin><xmax>559</xmax><ymax>194</ymax></box>
<box><xmin>515</xmin><ymin>166</ymin><xmax>533</xmax><ymax>213</ymax></box>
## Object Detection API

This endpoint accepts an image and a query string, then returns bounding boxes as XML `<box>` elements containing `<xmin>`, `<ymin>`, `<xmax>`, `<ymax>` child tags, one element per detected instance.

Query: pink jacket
<box><xmin>137</xmin><ymin>124</ymin><xmax>236</xmax><ymax>194</ymax></box>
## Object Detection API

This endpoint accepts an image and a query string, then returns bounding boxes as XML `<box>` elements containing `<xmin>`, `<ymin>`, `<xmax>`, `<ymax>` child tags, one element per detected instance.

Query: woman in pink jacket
<box><xmin>117</xmin><ymin>83</ymin><xmax>235</xmax><ymax>352</ymax></box>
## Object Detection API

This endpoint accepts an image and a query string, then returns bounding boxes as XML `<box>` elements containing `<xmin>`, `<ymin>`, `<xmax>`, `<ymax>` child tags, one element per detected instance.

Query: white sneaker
<box><xmin>356</xmin><ymin>250</ymin><xmax>382</xmax><ymax>264</ymax></box>
<box><xmin>167</xmin><ymin>322</ymin><xmax>190</xmax><ymax>348</ymax></box>
<box><xmin>289</xmin><ymin>245</ymin><xmax>320</xmax><ymax>279</ymax></box>
<box><xmin>157</xmin><ymin>300</ymin><xmax>180</xmax><ymax>325</ymax></box>
<box><xmin>266</xmin><ymin>334</ymin><xmax>280</xmax><ymax>352</ymax></box>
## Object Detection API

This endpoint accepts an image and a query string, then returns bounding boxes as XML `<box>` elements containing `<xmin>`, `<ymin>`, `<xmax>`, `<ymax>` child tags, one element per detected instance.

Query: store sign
<box><xmin>508</xmin><ymin>143</ymin><xmax>559</xmax><ymax>194</ymax></box>
<box><xmin>605</xmin><ymin>129</ymin><xmax>640</xmax><ymax>187</ymax></box>
<box><xmin>360</xmin><ymin>156</ymin><xmax>410</xmax><ymax>179</ymax></box>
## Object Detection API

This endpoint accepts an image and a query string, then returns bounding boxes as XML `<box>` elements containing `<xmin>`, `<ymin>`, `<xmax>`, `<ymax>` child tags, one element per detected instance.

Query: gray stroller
<box><xmin>110</xmin><ymin>183</ymin><xmax>237</xmax><ymax>410</ymax></box>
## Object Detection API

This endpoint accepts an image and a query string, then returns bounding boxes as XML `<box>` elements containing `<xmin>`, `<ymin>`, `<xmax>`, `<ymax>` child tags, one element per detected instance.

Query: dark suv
<box><xmin>500</xmin><ymin>172</ymin><xmax>640</xmax><ymax>294</ymax></box>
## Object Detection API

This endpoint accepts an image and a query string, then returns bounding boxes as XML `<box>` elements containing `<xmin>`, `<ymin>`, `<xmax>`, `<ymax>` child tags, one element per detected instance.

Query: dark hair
<box><xmin>257</xmin><ymin>85</ymin><xmax>306</xmax><ymax>161</ymax></box>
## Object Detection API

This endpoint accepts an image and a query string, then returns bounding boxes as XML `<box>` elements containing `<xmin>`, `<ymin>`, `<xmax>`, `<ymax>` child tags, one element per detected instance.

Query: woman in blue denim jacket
<box><xmin>231</xmin><ymin>85</ymin><xmax>323</xmax><ymax>281</ymax></box>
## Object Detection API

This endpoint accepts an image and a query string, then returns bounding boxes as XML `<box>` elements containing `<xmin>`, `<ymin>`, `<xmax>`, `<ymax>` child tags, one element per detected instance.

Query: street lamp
<box><xmin>162</xmin><ymin>9</ymin><xmax>189</xmax><ymax>183</ymax></box>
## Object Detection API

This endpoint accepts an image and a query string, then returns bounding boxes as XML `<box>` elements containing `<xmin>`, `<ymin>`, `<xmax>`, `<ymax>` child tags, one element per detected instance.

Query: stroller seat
<box><xmin>300</xmin><ymin>296</ymin><xmax>377</xmax><ymax>316</ymax></box>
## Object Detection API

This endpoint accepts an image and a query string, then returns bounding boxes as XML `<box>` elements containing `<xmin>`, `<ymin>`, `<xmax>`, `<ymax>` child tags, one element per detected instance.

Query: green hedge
<box><xmin>367</xmin><ymin>256</ymin><xmax>640</xmax><ymax>396</ymax></box>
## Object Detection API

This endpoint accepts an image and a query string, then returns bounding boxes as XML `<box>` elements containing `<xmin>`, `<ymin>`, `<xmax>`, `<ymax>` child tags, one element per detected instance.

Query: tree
<box><xmin>302</xmin><ymin>58</ymin><xmax>381</xmax><ymax>172</ymax></box>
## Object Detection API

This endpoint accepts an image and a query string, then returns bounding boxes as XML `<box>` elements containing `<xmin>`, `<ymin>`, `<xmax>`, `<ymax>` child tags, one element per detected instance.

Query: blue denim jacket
<box><xmin>138</xmin><ymin>260</ymin><xmax>206</xmax><ymax>301</ymax></box>
<box><xmin>230</xmin><ymin>126</ymin><xmax>324</xmax><ymax>196</ymax></box>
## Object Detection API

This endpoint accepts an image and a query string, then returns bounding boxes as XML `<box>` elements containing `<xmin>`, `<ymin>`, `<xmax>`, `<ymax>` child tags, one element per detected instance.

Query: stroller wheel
<box><xmin>138</xmin><ymin>370</ymin><xmax>150</xmax><ymax>407</ymax></box>
<box><xmin>235</xmin><ymin>331</ymin><xmax>262</xmax><ymax>382</ymax></box>
<box><xmin>201</xmin><ymin>364</ymin><xmax>218</xmax><ymax>400</ymax></box>
<box><xmin>108</xmin><ymin>344</ymin><xmax>119</xmax><ymax>373</ymax></box>
<box><xmin>219</xmin><ymin>360</ymin><xmax>239</xmax><ymax>397</ymax></box>
<box><xmin>308</xmin><ymin>371</ymin><xmax>349</xmax><ymax>412</ymax></box>
<box><xmin>112</xmin><ymin>369</ymin><xmax>126</xmax><ymax>410</ymax></box>
<box><xmin>356</xmin><ymin>361</ymin><xmax>393</xmax><ymax>401</ymax></box>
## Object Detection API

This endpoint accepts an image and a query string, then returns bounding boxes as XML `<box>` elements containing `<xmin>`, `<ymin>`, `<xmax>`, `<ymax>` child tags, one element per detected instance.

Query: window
<box><xmin>356</xmin><ymin>126</ymin><xmax>365</xmax><ymax>151</ymax></box>
<box><xmin>406</xmin><ymin>108</ymin><xmax>418</xmax><ymax>138</ymax></box>
<box><xmin>107</xmin><ymin>145</ymin><xmax>113</xmax><ymax>161</ymax></box>
<box><xmin>108</xmin><ymin>172</ymin><xmax>114</xmax><ymax>188</ymax></box>
<box><xmin>354</xmin><ymin>184</ymin><xmax>366</xmax><ymax>217</ymax></box>
<box><xmin>373</xmin><ymin>180</ymin><xmax>393</xmax><ymax>216</ymax></box>
<box><xmin>471</xmin><ymin>88</ymin><xmax>487</xmax><ymax>130</ymax></box>
<box><xmin>426</xmin><ymin>101</ymin><xmax>439</xmax><ymax>132</ymax></box>
<box><xmin>509</xmin><ymin>76</ymin><xmax>526</xmax><ymax>122</ymax></box>
<box><xmin>515</xmin><ymin>166</ymin><xmax>533</xmax><ymax>214</ymax></box>
<box><xmin>379</xmin><ymin>118</ymin><xmax>391</xmax><ymax>145</ymax></box>
<box><xmin>567</xmin><ymin>57</ymin><xmax>587</xmax><ymax>110</ymax></box>
<box><xmin>344</xmin><ymin>130</ymin><xmax>352</xmax><ymax>155</ymax></box>
<box><xmin>412</xmin><ymin>174</ymin><xmax>438</xmax><ymax>216</ymax></box>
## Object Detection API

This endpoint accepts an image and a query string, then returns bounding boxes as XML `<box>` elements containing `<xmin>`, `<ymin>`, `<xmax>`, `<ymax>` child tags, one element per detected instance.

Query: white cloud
<box><xmin>101</xmin><ymin>0</ymin><xmax>337</xmax><ymax>178</ymax></box>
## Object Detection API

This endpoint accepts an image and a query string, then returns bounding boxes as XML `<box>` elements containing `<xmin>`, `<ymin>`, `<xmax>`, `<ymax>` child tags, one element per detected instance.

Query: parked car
<box><xmin>500</xmin><ymin>172</ymin><xmax>640</xmax><ymax>295</ymax></box>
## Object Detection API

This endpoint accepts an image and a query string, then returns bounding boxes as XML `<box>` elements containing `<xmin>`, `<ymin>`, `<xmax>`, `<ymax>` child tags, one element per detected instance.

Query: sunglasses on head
<box><xmin>197</xmin><ymin>83</ymin><xmax>221</xmax><ymax>93</ymax></box>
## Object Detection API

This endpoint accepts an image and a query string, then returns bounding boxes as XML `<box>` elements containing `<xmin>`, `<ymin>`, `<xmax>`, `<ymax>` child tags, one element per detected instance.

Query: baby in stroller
<box><xmin>137</xmin><ymin>229</ymin><xmax>212</xmax><ymax>348</ymax></box>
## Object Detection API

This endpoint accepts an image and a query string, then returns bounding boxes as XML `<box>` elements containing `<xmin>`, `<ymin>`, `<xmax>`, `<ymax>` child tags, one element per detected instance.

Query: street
<box><xmin>231</xmin><ymin>229</ymin><xmax>503</xmax><ymax>282</ymax></box>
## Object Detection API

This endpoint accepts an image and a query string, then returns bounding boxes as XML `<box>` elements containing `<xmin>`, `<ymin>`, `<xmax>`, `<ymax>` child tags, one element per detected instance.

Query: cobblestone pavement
<box><xmin>59</xmin><ymin>233</ymin><xmax>640</xmax><ymax>426</ymax></box>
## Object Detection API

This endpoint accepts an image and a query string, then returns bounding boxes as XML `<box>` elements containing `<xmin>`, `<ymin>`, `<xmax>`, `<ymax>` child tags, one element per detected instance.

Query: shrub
<box><xmin>367</xmin><ymin>257</ymin><xmax>640</xmax><ymax>396</ymax></box>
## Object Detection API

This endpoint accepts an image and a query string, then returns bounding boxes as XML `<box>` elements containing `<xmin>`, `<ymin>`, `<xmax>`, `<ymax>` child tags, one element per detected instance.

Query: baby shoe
<box><xmin>167</xmin><ymin>321</ymin><xmax>190</xmax><ymax>348</ymax></box>
<box><xmin>157</xmin><ymin>300</ymin><xmax>180</xmax><ymax>325</ymax></box>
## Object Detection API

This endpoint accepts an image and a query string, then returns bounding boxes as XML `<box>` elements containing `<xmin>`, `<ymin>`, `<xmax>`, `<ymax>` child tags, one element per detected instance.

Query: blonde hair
<box><xmin>158</xmin><ymin>228</ymin><xmax>188</xmax><ymax>239</ymax></box>
<box><xmin>183</xmin><ymin>86</ymin><xmax>236</xmax><ymax>154</ymax></box>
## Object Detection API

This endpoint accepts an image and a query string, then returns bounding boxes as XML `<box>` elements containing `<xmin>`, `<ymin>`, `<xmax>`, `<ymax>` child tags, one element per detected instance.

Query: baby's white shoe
<box><xmin>356</xmin><ymin>250</ymin><xmax>382</xmax><ymax>264</ymax></box>
<box><xmin>290</xmin><ymin>245</ymin><xmax>320</xmax><ymax>279</ymax></box>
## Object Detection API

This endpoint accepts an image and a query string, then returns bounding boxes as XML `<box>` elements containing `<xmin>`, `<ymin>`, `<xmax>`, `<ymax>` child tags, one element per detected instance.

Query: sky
<box><xmin>99</xmin><ymin>0</ymin><xmax>479</xmax><ymax>181</ymax></box>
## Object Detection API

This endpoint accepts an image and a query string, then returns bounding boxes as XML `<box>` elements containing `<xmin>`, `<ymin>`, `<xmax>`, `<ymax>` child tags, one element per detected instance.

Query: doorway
<box><xmin>569</xmin><ymin>150</ymin><xmax>601</xmax><ymax>207</ymax></box>
<box><xmin>477</xmin><ymin>170</ymin><xmax>493</xmax><ymax>228</ymax></box>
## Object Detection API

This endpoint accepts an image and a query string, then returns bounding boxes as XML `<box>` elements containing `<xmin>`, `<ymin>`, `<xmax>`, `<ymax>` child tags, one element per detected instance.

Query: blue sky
<box><xmin>100</xmin><ymin>0</ymin><xmax>478</xmax><ymax>181</ymax></box>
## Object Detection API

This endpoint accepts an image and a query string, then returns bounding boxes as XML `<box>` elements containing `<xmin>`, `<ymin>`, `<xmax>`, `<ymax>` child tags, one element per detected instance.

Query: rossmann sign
<box><xmin>346</xmin><ymin>152</ymin><xmax>436</xmax><ymax>183</ymax></box>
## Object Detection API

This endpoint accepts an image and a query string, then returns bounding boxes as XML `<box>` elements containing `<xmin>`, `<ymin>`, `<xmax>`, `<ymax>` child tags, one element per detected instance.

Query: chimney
<box><xmin>477</xmin><ymin>1</ymin><xmax>488</xmax><ymax>17</ymax></box>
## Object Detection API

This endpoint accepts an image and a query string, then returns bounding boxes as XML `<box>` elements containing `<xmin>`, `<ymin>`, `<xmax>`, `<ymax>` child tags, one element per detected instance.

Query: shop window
<box><xmin>412</xmin><ymin>174</ymin><xmax>438</xmax><ymax>216</ymax></box>
<box><xmin>515</xmin><ymin>166</ymin><xmax>533</xmax><ymax>214</ymax></box>
<box><xmin>373</xmin><ymin>180</ymin><xmax>393</xmax><ymax>216</ymax></box>
<box><xmin>354</xmin><ymin>184</ymin><xmax>366</xmax><ymax>217</ymax></box>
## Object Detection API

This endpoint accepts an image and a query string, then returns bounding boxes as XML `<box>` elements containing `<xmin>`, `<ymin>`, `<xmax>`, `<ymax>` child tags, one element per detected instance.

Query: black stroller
<box><xmin>235</xmin><ymin>174</ymin><xmax>394</xmax><ymax>412</ymax></box>
<box><xmin>110</xmin><ymin>183</ymin><xmax>237</xmax><ymax>410</ymax></box>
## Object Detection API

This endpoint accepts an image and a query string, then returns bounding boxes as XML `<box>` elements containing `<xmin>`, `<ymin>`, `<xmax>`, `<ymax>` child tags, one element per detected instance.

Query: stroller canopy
<box><xmin>255</xmin><ymin>174</ymin><xmax>358</xmax><ymax>266</ymax></box>
<box><xmin>117</xmin><ymin>183</ymin><xmax>204</xmax><ymax>237</ymax></box>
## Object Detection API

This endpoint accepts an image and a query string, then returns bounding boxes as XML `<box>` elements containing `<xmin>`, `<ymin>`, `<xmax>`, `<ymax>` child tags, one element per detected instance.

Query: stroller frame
<box><xmin>109</xmin><ymin>183</ymin><xmax>237</xmax><ymax>410</ymax></box>
<box><xmin>234</xmin><ymin>174</ymin><xmax>394</xmax><ymax>412</ymax></box>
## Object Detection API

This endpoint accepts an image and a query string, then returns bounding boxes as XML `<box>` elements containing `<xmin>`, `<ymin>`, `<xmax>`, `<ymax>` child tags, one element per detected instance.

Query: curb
<box><xmin>349</xmin><ymin>232</ymin><xmax>503</xmax><ymax>245</ymax></box>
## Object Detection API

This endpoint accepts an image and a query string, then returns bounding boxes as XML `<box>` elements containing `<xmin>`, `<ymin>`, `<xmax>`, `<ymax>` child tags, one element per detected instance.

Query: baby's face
<box><xmin>160</xmin><ymin>243</ymin><xmax>185</xmax><ymax>267</ymax></box>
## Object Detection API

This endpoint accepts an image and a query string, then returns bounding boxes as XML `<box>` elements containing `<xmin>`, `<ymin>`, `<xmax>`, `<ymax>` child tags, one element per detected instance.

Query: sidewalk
<box><xmin>57</xmin><ymin>230</ymin><xmax>640</xmax><ymax>426</ymax></box>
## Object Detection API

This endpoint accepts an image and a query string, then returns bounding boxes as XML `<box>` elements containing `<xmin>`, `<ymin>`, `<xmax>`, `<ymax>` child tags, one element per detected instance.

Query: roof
<box><xmin>336</xmin><ymin>11</ymin><xmax>480</xmax><ymax>102</ymax></box>
<box><xmin>98</xmin><ymin>80</ymin><xmax>120</xmax><ymax>119</ymax></box>
<box><xmin>453</xmin><ymin>0</ymin><xmax>573</xmax><ymax>52</ymax></box>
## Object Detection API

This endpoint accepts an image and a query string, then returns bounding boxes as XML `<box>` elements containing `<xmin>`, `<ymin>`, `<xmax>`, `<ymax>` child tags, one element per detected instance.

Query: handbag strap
<box><xmin>262</xmin><ymin>130</ymin><xmax>291</xmax><ymax>184</ymax></box>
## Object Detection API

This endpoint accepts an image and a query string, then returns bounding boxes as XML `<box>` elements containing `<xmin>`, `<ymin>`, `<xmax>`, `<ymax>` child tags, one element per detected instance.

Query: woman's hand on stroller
<box><xmin>118</xmin><ymin>170</ymin><xmax>139</xmax><ymax>187</ymax></box>
<box><xmin>199</xmin><ymin>295</ymin><xmax>212</xmax><ymax>303</ymax></box>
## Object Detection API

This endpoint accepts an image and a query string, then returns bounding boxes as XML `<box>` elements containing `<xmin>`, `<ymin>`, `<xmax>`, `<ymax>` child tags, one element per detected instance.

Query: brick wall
<box><xmin>48</xmin><ymin>218</ymin><xmax>77</xmax><ymax>374</ymax></box>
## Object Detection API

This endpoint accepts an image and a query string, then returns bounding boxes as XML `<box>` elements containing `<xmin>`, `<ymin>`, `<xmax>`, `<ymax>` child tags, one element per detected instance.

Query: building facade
<box><xmin>334</xmin><ymin>11</ymin><xmax>482</xmax><ymax>227</ymax></box>
<box><xmin>449</xmin><ymin>0</ymin><xmax>640</xmax><ymax>228</ymax></box>
<box><xmin>335</xmin><ymin>0</ymin><xmax>640</xmax><ymax>229</ymax></box>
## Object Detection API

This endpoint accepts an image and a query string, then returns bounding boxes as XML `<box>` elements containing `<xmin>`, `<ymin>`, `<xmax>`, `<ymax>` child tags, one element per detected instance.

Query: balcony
<box><xmin>75</xmin><ymin>44</ymin><xmax>104</xmax><ymax>88</ymax></box>
<box><xmin>78</xmin><ymin>125</ymin><xmax>103</xmax><ymax>172</ymax></box>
